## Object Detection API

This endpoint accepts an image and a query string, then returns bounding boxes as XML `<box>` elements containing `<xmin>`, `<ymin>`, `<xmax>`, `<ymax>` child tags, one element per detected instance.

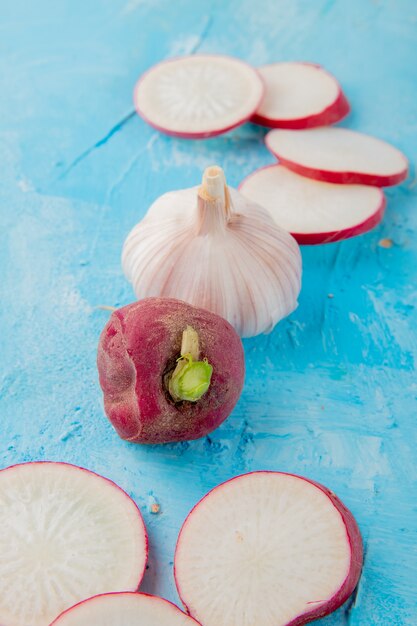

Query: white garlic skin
<box><xmin>122</xmin><ymin>181</ymin><xmax>302</xmax><ymax>338</ymax></box>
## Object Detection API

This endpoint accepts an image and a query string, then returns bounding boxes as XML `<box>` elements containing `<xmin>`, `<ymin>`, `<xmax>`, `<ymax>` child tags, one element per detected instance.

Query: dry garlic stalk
<box><xmin>122</xmin><ymin>166</ymin><xmax>302</xmax><ymax>338</ymax></box>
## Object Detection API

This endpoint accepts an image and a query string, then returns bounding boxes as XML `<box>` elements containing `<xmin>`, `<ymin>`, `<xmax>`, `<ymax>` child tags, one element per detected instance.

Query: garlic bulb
<box><xmin>122</xmin><ymin>166</ymin><xmax>302</xmax><ymax>338</ymax></box>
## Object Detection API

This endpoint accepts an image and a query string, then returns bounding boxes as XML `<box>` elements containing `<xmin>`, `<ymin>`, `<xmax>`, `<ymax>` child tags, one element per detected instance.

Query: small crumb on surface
<box><xmin>148</xmin><ymin>494</ymin><xmax>161</xmax><ymax>514</ymax></box>
<box><xmin>327</xmin><ymin>293</ymin><xmax>334</xmax><ymax>299</ymax></box>
<box><xmin>96</xmin><ymin>305</ymin><xmax>117</xmax><ymax>311</ymax></box>
<box><xmin>378</xmin><ymin>238</ymin><xmax>394</xmax><ymax>249</ymax></box>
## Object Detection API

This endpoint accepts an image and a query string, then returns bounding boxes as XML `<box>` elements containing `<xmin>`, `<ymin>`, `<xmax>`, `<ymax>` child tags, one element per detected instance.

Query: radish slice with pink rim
<box><xmin>266</xmin><ymin>127</ymin><xmax>409</xmax><ymax>186</ymax></box>
<box><xmin>252</xmin><ymin>62</ymin><xmax>350</xmax><ymax>129</ymax></box>
<box><xmin>0</xmin><ymin>462</ymin><xmax>147</xmax><ymax>626</ymax></box>
<box><xmin>175</xmin><ymin>472</ymin><xmax>363</xmax><ymax>626</ymax></box>
<box><xmin>50</xmin><ymin>592</ymin><xmax>201</xmax><ymax>626</ymax></box>
<box><xmin>134</xmin><ymin>55</ymin><xmax>264</xmax><ymax>138</ymax></box>
<box><xmin>239</xmin><ymin>165</ymin><xmax>386</xmax><ymax>244</ymax></box>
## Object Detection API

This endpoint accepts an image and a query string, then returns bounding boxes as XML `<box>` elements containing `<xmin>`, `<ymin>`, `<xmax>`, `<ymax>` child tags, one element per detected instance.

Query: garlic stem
<box><xmin>201</xmin><ymin>166</ymin><xmax>227</xmax><ymax>203</ymax></box>
<box><xmin>196</xmin><ymin>165</ymin><xmax>231</xmax><ymax>235</ymax></box>
<box><xmin>168</xmin><ymin>326</ymin><xmax>213</xmax><ymax>403</ymax></box>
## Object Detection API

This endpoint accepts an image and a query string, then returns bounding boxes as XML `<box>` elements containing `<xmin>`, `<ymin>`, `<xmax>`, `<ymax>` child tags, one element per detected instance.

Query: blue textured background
<box><xmin>1</xmin><ymin>1</ymin><xmax>416</xmax><ymax>624</ymax></box>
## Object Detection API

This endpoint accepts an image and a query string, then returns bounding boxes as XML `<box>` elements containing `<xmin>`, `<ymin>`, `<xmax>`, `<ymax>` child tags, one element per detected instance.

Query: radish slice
<box><xmin>134</xmin><ymin>55</ymin><xmax>264</xmax><ymax>138</ymax></box>
<box><xmin>266</xmin><ymin>127</ymin><xmax>409</xmax><ymax>186</ymax></box>
<box><xmin>0</xmin><ymin>462</ymin><xmax>148</xmax><ymax>626</ymax></box>
<box><xmin>252</xmin><ymin>62</ymin><xmax>350</xmax><ymax>129</ymax></box>
<box><xmin>50</xmin><ymin>592</ymin><xmax>201</xmax><ymax>626</ymax></box>
<box><xmin>175</xmin><ymin>472</ymin><xmax>363</xmax><ymax>626</ymax></box>
<box><xmin>239</xmin><ymin>165</ymin><xmax>386</xmax><ymax>244</ymax></box>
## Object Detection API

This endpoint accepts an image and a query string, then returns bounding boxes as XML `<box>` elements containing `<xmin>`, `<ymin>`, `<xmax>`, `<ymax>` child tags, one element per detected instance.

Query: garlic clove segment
<box><xmin>122</xmin><ymin>166</ymin><xmax>302</xmax><ymax>338</ymax></box>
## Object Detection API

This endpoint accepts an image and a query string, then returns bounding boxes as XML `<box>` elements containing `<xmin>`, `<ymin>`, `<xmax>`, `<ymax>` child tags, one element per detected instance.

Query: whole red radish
<box><xmin>97</xmin><ymin>297</ymin><xmax>245</xmax><ymax>444</ymax></box>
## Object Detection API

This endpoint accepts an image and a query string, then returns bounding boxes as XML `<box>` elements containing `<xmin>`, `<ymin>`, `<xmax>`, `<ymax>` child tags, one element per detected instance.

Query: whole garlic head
<box><xmin>122</xmin><ymin>166</ymin><xmax>302</xmax><ymax>338</ymax></box>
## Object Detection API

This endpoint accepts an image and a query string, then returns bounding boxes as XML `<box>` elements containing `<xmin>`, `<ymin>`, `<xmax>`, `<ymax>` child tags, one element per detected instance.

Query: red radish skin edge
<box><xmin>252</xmin><ymin>90</ymin><xmax>349</xmax><ymax>129</ymax></box>
<box><xmin>251</xmin><ymin>62</ymin><xmax>350</xmax><ymax>129</ymax></box>
<box><xmin>265</xmin><ymin>133</ymin><xmax>409</xmax><ymax>187</ymax></box>
<box><xmin>292</xmin><ymin>196</ymin><xmax>385</xmax><ymax>245</ymax></box>
<box><xmin>2</xmin><ymin>462</ymin><xmax>148</xmax><ymax>593</ymax></box>
<box><xmin>133</xmin><ymin>55</ymin><xmax>266</xmax><ymax>139</ymax></box>
<box><xmin>238</xmin><ymin>165</ymin><xmax>386</xmax><ymax>245</ymax></box>
<box><xmin>49</xmin><ymin>592</ymin><xmax>202</xmax><ymax>626</ymax></box>
<box><xmin>274</xmin><ymin>155</ymin><xmax>408</xmax><ymax>187</ymax></box>
<box><xmin>174</xmin><ymin>471</ymin><xmax>363</xmax><ymax>626</ymax></box>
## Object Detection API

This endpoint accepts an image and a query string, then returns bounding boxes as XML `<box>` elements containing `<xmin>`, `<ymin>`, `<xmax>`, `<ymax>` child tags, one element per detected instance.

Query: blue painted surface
<box><xmin>1</xmin><ymin>0</ymin><xmax>416</xmax><ymax>623</ymax></box>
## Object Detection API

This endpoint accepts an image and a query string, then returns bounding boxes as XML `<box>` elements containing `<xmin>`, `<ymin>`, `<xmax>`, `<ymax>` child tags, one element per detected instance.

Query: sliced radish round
<box><xmin>134</xmin><ymin>55</ymin><xmax>264</xmax><ymax>138</ymax></box>
<box><xmin>252</xmin><ymin>62</ymin><xmax>350</xmax><ymax>129</ymax></box>
<box><xmin>175</xmin><ymin>472</ymin><xmax>363</xmax><ymax>626</ymax></box>
<box><xmin>266</xmin><ymin>127</ymin><xmax>408</xmax><ymax>186</ymax></box>
<box><xmin>239</xmin><ymin>164</ymin><xmax>385</xmax><ymax>244</ymax></box>
<box><xmin>50</xmin><ymin>592</ymin><xmax>201</xmax><ymax>626</ymax></box>
<box><xmin>0</xmin><ymin>462</ymin><xmax>148</xmax><ymax>626</ymax></box>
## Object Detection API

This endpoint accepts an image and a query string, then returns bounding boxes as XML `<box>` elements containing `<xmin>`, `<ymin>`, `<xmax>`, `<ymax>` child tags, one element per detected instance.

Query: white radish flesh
<box><xmin>134</xmin><ymin>55</ymin><xmax>264</xmax><ymax>138</ymax></box>
<box><xmin>252</xmin><ymin>62</ymin><xmax>350</xmax><ymax>129</ymax></box>
<box><xmin>266</xmin><ymin>127</ymin><xmax>408</xmax><ymax>186</ymax></box>
<box><xmin>50</xmin><ymin>593</ymin><xmax>200</xmax><ymax>626</ymax></box>
<box><xmin>175</xmin><ymin>472</ymin><xmax>363</xmax><ymax>626</ymax></box>
<box><xmin>239</xmin><ymin>165</ymin><xmax>385</xmax><ymax>244</ymax></box>
<box><xmin>0</xmin><ymin>462</ymin><xmax>147</xmax><ymax>626</ymax></box>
